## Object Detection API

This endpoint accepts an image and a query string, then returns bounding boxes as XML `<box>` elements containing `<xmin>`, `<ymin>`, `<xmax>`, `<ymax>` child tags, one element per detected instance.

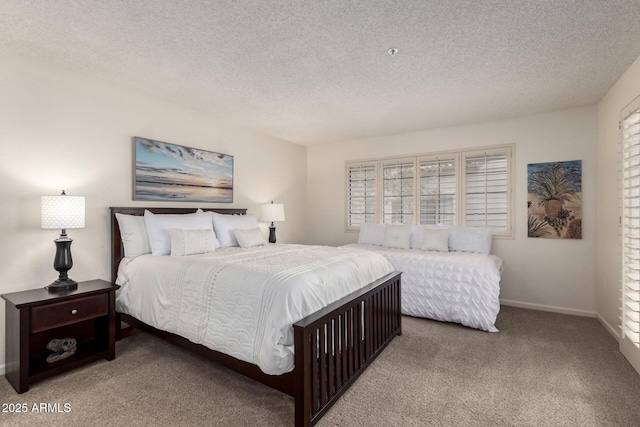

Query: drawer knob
<box><xmin>71</xmin><ymin>309</ymin><xmax>78</xmax><ymax>315</ymax></box>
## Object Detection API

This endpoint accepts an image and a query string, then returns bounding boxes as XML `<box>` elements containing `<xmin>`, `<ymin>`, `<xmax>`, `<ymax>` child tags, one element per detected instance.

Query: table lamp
<box><xmin>41</xmin><ymin>190</ymin><xmax>85</xmax><ymax>292</ymax></box>
<box><xmin>260</xmin><ymin>201</ymin><xmax>285</xmax><ymax>243</ymax></box>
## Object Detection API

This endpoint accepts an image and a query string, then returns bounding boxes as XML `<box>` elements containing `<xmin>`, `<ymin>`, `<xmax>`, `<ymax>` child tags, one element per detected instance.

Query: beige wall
<box><xmin>307</xmin><ymin>106</ymin><xmax>598</xmax><ymax>317</ymax></box>
<box><xmin>0</xmin><ymin>53</ymin><xmax>308</xmax><ymax>373</ymax></box>
<box><xmin>596</xmin><ymin>56</ymin><xmax>640</xmax><ymax>339</ymax></box>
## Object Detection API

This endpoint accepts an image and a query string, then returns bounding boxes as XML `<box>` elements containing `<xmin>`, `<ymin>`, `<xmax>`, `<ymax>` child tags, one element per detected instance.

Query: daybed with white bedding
<box><xmin>110</xmin><ymin>207</ymin><xmax>401</xmax><ymax>427</ymax></box>
<box><xmin>345</xmin><ymin>223</ymin><xmax>502</xmax><ymax>332</ymax></box>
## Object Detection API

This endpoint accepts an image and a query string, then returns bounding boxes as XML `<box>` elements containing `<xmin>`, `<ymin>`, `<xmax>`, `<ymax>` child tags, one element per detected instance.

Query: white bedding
<box><xmin>343</xmin><ymin>244</ymin><xmax>502</xmax><ymax>332</ymax></box>
<box><xmin>116</xmin><ymin>244</ymin><xmax>395</xmax><ymax>375</ymax></box>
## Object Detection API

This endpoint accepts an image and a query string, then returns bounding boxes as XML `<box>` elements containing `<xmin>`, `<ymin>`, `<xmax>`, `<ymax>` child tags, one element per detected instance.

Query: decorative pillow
<box><xmin>169</xmin><ymin>229</ymin><xmax>216</xmax><ymax>256</ymax></box>
<box><xmin>448</xmin><ymin>226</ymin><xmax>492</xmax><ymax>254</ymax></box>
<box><xmin>421</xmin><ymin>228</ymin><xmax>450</xmax><ymax>253</ymax></box>
<box><xmin>211</xmin><ymin>212</ymin><xmax>258</xmax><ymax>247</ymax></box>
<box><xmin>383</xmin><ymin>225</ymin><xmax>412</xmax><ymax>249</ymax></box>
<box><xmin>357</xmin><ymin>224</ymin><xmax>386</xmax><ymax>246</ymax></box>
<box><xmin>410</xmin><ymin>225</ymin><xmax>451</xmax><ymax>249</ymax></box>
<box><xmin>410</xmin><ymin>225</ymin><xmax>424</xmax><ymax>249</ymax></box>
<box><xmin>233</xmin><ymin>227</ymin><xmax>266</xmax><ymax>248</ymax></box>
<box><xmin>115</xmin><ymin>213</ymin><xmax>151</xmax><ymax>260</ymax></box>
<box><xmin>144</xmin><ymin>210</ymin><xmax>216</xmax><ymax>256</ymax></box>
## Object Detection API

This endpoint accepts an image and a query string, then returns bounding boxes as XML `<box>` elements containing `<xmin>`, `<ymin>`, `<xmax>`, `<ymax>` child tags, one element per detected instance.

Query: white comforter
<box><xmin>116</xmin><ymin>244</ymin><xmax>395</xmax><ymax>375</ymax></box>
<box><xmin>344</xmin><ymin>244</ymin><xmax>502</xmax><ymax>332</ymax></box>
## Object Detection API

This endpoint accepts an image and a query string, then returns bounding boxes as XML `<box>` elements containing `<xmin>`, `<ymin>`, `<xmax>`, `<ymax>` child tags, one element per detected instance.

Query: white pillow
<box><xmin>233</xmin><ymin>227</ymin><xmax>266</xmax><ymax>248</ymax></box>
<box><xmin>421</xmin><ymin>228</ymin><xmax>450</xmax><ymax>253</ymax></box>
<box><xmin>169</xmin><ymin>229</ymin><xmax>216</xmax><ymax>256</ymax></box>
<box><xmin>448</xmin><ymin>226</ymin><xmax>492</xmax><ymax>254</ymax></box>
<box><xmin>211</xmin><ymin>212</ymin><xmax>259</xmax><ymax>247</ymax></box>
<box><xmin>409</xmin><ymin>225</ymin><xmax>423</xmax><ymax>249</ymax></box>
<box><xmin>144</xmin><ymin>210</ymin><xmax>216</xmax><ymax>256</ymax></box>
<box><xmin>410</xmin><ymin>225</ymin><xmax>451</xmax><ymax>249</ymax></box>
<box><xmin>383</xmin><ymin>225</ymin><xmax>412</xmax><ymax>249</ymax></box>
<box><xmin>357</xmin><ymin>224</ymin><xmax>386</xmax><ymax>246</ymax></box>
<box><xmin>115</xmin><ymin>213</ymin><xmax>151</xmax><ymax>260</ymax></box>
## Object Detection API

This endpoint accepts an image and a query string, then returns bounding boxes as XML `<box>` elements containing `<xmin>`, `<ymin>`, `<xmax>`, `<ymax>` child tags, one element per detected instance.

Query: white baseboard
<box><xmin>0</xmin><ymin>363</ymin><xmax>4</xmax><ymax>376</ymax></box>
<box><xmin>597</xmin><ymin>313</ymin><xmax>621</xmax><ymax>342</ymax></box>
<box><xmin>500</xmin><ymin>299</ymin><xmax>597</xmax><ymax>318</ymax></box>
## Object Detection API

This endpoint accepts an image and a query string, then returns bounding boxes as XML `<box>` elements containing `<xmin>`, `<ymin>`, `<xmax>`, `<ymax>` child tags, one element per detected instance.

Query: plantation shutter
<box><xmin>381</xmin><ymin>158</ymin><xmax>415</xmax><ymax>224</ymax></box>
<box><xmin>418</xmin><ymin>154</ymin><xmax>457</xmax><ymax>225</ymax></box>
<box><xmin>346</xmin><ymin>161</ymin><xmax>377</xmax><ymax>230</ymax></box>
<box><xmin>621</xmin><ymin>97</ymin><xmax>640</xmax><ymax>374</ymax></box>
<box><xmin>463</xmin><ymin>147</ymin><xmax>512</xmax><ymax>234</ymax></box>
<box><xmin>345</xmin><ymin>145</ymin><xmax>514</xmax><ymax>237</ymax></box>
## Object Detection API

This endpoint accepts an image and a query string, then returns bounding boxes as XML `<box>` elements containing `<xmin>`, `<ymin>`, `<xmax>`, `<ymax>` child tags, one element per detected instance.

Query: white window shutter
<box><xmin>463</xmin><ymin>147</ymin><xmax>511</xmax><ymax>234</ymax></box>
<box><xmin>622</xmin><ymin>104</ymin><xmax>640</xmax><ymax>351</ymax></box>
<box><xmin>418</xmin><ymin>154</ymin><xmax>458</xmax><ymax>225</ymax></box>
<box><xmin>345</xmin><ymin>145</ymin><xmax>513</xmax><ymax>237</ymax></box>
<box><xmin>381</xmin><ymin>158</ymin><xmax>416</xmax><ymax>224</ymax></box>
<box><xmin>346</xmin><ymin>161</ymin><xmax>377</xmax><ymax>230</ymax></box>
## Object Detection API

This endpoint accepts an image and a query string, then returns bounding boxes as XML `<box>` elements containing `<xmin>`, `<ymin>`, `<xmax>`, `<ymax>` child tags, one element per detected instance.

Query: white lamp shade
<box><xmin>41</xmin><ymin>195</ymin><xmax>85</xmax><ymax>229</ymax></box>
<box><xmin>260</xmin><ymin>203</ymin><xmax>285</xmax><ymax>223</ymax></box>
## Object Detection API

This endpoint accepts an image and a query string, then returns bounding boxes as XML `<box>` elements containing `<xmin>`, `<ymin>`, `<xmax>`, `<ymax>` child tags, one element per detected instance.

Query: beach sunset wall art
<box><xmin>134</xmin><ymin>137</ymin><xmax>233</xmax><ymax>202</ymax></box>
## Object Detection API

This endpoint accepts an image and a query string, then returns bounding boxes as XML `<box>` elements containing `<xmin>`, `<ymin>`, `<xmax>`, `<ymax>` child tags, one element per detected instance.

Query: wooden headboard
<box><xmin>110</xmin><ymin>207</ymin><xmax>247</xmax><ymax>283</ymax></box>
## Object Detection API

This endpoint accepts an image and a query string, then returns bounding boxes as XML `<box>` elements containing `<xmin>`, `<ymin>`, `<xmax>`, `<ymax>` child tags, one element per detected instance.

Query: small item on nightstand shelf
<box><xmin>45</xmin><ymin>338</ymin><xmax>77</xmax><ymax>363</ymax></box>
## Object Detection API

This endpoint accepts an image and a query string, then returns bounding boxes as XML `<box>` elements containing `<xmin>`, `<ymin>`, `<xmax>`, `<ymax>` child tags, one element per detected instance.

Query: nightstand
<box><xmin>1</xmin><ymin>279</ymin><xmax>119</xmax><ymax>393</ymax></box>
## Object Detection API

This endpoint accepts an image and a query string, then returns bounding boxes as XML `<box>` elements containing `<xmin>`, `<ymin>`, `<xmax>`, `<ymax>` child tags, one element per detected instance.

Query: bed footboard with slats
<box><xmin>294</xmin><ymin>272</ymin><xmax>402</xmax><ymax>426</ymax></box>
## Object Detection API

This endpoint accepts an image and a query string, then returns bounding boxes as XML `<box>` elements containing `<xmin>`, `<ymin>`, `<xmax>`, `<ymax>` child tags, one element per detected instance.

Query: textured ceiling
<box><xmin>2</xmin><ymin>0</ymin><xmax>640</xmax><ymax>146</ymax></box>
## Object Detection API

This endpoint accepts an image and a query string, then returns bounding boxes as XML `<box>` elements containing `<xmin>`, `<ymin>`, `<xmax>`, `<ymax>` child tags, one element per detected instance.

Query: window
<box><xmin>345</xmin><ymin>161</ymin><xmax>377</xmax><ymax>231</ymax></box>
<box><xmin>381</xmin><ymin>158</ymin><xmax>415</xmax><ymax>224</ymax></box>
<box><xmin>463</xmin><ymin>148</ymin><xmax>511</xmax><ymax>233</ymax></box>
<box><xmin>418</xmin><ymin>154</ymin><xmax>457</xmax><ymax>225</ymax></box>
<box><xmin>345</xmin><ymin>144</ymin><xmax>513</xmax><ymax>236</ymax></box>
<box><xmin>622</xmin><ymin>98</ymin><xmax>640</xmax><ymax>352</ymax></box>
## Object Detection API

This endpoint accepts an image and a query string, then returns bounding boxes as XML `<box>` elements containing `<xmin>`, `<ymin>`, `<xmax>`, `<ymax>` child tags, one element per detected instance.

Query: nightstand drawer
<box><xmin>31</xmin><ymin>293</ymin><xmax>108</xmax><ymax>333</ymax></box>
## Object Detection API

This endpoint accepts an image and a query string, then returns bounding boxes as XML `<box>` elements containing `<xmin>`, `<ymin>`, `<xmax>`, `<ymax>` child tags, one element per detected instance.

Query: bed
<box><xmin>110</xmin><ymin>207</ymin><xmax>402</xmax><ymax>427</ymax></box>
<box><xmin>345</xmin><ymin>224</ymin><xmax>502</xmax><ymax>332</ymax></box>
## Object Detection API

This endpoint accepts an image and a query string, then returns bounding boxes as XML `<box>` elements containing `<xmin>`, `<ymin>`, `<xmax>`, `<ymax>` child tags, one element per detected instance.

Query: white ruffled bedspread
<box><xmin>116</xmin><ymin>244</ymin><xmax>395</xmax><ymax>375</ymax></box>
<box><xmin>343</xmin><ymin>244</ymin><xmax>502</xmax><ymax>332</ymax></box>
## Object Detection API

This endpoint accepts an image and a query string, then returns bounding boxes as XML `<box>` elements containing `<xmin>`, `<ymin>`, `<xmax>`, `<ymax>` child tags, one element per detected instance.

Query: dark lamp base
<box><xmin>47</xmin><ymin>234</ymin><xmax>77</xmax><ymax>292</ymax></box>
<box><xmin>46</xmin><ymin>278</ymin><xmax>78</xmax><ymax>292</ymax></box>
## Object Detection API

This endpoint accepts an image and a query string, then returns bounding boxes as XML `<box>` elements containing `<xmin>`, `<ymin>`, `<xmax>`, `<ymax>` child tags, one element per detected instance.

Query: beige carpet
<box><xmin>2</xmin><ymin>306</ymin><xmax>639</xmax><ymax>426</ymax></box>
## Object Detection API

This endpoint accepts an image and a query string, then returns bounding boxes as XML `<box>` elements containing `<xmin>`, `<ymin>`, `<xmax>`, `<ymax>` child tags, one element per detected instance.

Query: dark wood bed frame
<box><xmin>110</xmin><ymin>207</ymin><xmax>401</xmax><ymax>427</ymax></box>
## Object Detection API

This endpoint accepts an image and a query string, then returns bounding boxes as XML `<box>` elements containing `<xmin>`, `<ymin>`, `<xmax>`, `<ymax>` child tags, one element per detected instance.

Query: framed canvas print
<box><xmin>134</xmin><ymin>137</ymin><xmax>233</xmax><ymax>202</ymax></box>
<box><xmin>527</xmin><ymin>160</ymin><xmax>582</xmax><ymax>239</ymax></box>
